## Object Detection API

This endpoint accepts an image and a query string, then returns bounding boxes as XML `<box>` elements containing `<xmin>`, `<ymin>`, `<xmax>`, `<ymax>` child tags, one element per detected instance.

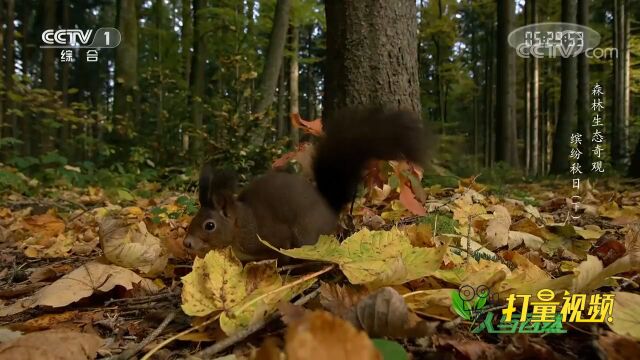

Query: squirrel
<box><xmin>183</xmin><ymin>107</ymin><xmax>429</xmax><ymax>262</ymax></box>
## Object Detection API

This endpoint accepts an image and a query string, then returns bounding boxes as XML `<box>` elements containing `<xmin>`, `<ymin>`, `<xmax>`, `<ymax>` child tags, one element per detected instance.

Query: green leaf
<box><xmin>451</xmin><ymin>290</ymin><xmax>471</xmax><ymax>320</ymax></box>
<box><xmin>371</xmin><ymin>339</ymin><xmax>409</xmax><ymax>360</ymax></box>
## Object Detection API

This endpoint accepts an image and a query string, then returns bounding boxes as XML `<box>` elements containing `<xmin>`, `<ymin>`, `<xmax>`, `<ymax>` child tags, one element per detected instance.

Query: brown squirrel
<box><xmin>183</xmin><ymin>107</ymin><xmax>428</xmax><ymax>261</ymax></box>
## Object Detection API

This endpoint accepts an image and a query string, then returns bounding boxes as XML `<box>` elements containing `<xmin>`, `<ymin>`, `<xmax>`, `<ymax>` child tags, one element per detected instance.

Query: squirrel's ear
<box><xmin>198</xmin><ymin>164</ymin><xmax>237</xmax><ymax>213</ymax></box>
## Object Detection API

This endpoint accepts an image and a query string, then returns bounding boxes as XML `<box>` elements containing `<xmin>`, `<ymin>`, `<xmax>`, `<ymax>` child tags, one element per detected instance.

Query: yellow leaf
<box><xmin>180</xmin><ymin>248</ymin><xmax>315</xmax><ymax>335</ymax></box>
<box><xmin>260</xmin><ymin>228</ymin><xmax>448</xmax><ymax>287</ymax></box>
<box><xmin>609</xmin><ymin>292</ymin><xmax>640</xmax><ymax>340</ymax></box>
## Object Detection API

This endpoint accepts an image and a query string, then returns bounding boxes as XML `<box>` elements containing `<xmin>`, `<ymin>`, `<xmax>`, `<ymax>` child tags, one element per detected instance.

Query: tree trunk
<box><xmin>629</xmin><ymin>137</ymin><xmax>640</xmax><ymax>177</ymax></box>
<box><xmin>254</xmin><ymin>0</ymin><xmax>291</xmax><ymax>114</ymax></box>
<box><xmin>529</xmin><ymin>0</ymin><xmax>539</xmax><ymax>176</ymax></box>
<box><xmin>576</xmin><ymin>0</ymin><xmax>590</xmax><ymax>171</ymax></box>
<box><xmin>612</xmin><ymin>0</ymin><xmax>629</xmax><ymax>169</ymax></box>
<box><xmin>323</xmin><ymin>0</ymin><xmax>421</xmax><ymax>124</ymax></box>
<box><xmin>113</xmin><ymin>0</ymin><xmax>138</xmax><ymax>143</ymax></box>
<box><xmin>5</xmin><ymin>0</ymin><xmax>16</xmax><ymax>141</ymax></box>
<box><xmin>182</xmin><ymin>0</ymin><xmax>193</xmax><ymax>87</ymax></box>
<box><xmin>483</xmin><ymin>21</ymin><xmax>494</xmax><ymax>168</ymax></box>
<box><xmin>551</xmin><ymin>0</ymin><xmax>577</xmax><ymax>174</ymax></box>
<box><xmin>276</xmin><ymin>64</ymin><xmax>286</xmax><ymax>138</ymax></box>
<box><xmin>189</xmin><ymin>0</ymin><xmax>207</xmax><ymax>156</ymax></box>
<box><xmin>0</xmin><ymin>0</ymin><xmax>6</xmax><ymax>142</ymax></box>
<box><xmin>495</xmin><ymin>0</ymin><xmax>518</xmax><ymax>167</ymax></box>
<box><xmin>289</xmin><ymin>24</ymin><xmax>300</xmax><ymax>145</ymax></box>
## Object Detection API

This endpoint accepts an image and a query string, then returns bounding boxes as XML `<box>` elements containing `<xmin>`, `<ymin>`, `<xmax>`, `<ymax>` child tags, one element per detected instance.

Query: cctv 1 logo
<box><xmin>41</xmin><ymin>28</ymin><xmax>121</xmax><ymax>48</ymax></box>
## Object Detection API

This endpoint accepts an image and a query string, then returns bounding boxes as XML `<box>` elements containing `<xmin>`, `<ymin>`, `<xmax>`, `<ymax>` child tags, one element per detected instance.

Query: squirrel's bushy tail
<box><xmin>313</xmin><ymin>107</ymin><xmax>429</xmax><ymax>213</ymax></box>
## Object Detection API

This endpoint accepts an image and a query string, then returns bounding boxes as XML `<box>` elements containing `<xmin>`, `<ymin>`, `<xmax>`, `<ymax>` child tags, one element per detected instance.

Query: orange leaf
<box><xmin>399</xmin><ymin>183</ymin><xmax>426</xmax><ymax>216</ymax></box>
<box><xmin>290</xmin><ymin>113</ymin><xmax>323</xmax><ymax>136</ymax></box>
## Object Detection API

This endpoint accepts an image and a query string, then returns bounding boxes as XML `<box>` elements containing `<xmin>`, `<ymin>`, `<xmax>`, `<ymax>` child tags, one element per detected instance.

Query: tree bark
<box><xmin>113</xmin><ymin>0</ymin><xmax>139</xmax><ymax>142</ymax></box>
<box><xmin>276</xmin><ymin>64</ymin><xmax>286</xmax><ymax>138</ymax></box>
<box><xmin>254</xmin><ymin>0</ymin><xmax>291</xmax><ymax>114</ymax></box>
<box><xmin>323</xmin><ymin>0</ymin><xmax>421</xmax><ymax>124</ymax></box>
<box><xmin>551</xmin><ymin>0</ymin><xmax>577</xmax><ymax>174</ymax></box>
<box><xmin>629</xmin><ymin>137</ymin><xmax>640</xmax><ymax>178</ymax></box>
<box><xmin>0</xmin><ymin>0</ymin><xmax>6</xmax><ymax>142</ymax></box>
<box><xmin>529</xmin><ymin>0</ymin><xmax>539</xmax><ymax>176</ymax></box>
<box><xmin>612</xmin><ymin>0</ymin><xmax>630</xmax><ymax>169</ymax></box>
<box><xmin>189</xmin><ymin>0</ymin><xmax>207</xmax><ymax>156</ymax></box>
<box><xmin>289</xmin><ymin>23</ymin><xmax>300</xmax><ymax>145</ymax></box>
<box><xmin>576</xmin><ymin>0</ymin><xmax>590</xmax><ymax>171</ymax></box>
<box><xmin>495</xmin><ymin>0</ymin><xmax>518</xmax><ymax>167</ymax></box>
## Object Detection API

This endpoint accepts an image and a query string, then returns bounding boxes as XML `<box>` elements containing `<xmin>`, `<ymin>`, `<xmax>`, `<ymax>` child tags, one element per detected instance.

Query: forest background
<box><xmin>0</xmin><ymin>0</ymin><xmax>638</xmax><ymax>195</ymax></box>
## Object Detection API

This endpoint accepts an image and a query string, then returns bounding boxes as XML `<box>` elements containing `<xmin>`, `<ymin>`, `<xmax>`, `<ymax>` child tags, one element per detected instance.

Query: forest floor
<box><xmin>1</xmin><ymin>168</ymin><xmax>640</xmax><ymax>360</ymax></box>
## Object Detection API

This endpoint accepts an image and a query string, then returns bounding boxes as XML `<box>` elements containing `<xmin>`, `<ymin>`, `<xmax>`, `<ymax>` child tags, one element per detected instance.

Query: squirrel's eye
<box><xmin>203</xmin><ymin>221</ymin><xmax>216</xmax><ymax>231</ymax></box>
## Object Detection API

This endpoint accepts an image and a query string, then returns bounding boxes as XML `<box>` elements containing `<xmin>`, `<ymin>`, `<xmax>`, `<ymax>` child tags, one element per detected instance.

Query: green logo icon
<box><xmin>451</xmin><ymin>285</ymin><xmax>490</xmax><ymax>320</ymax></box>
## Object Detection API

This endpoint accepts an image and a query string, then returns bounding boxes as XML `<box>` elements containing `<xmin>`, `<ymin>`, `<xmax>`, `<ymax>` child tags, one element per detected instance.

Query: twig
<box><xmin>104</xmin><ymin>290</ymin><xmax>179</xmax><ymax>306</ymax></box>
<box><xmin>277</xmin><ymin>261</ymin><xmax>325</xmax><ymax>273</ymax></box>
<box><xmin>194</xmin><ymin>286</ymin><xmax>323</xmax><ymax>358</ymax></box>
<box><xmin>109</xmin><ymin>311</ymin><xmax>176</xmax><ymax>360</ymax></box>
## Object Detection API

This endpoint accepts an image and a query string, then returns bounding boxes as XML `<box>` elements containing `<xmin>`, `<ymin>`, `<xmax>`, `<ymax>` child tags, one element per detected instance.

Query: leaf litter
<box><xmin>1</xmin><ymin>173</ymin><xmax>640</xmax><ymax>359</ymax></box>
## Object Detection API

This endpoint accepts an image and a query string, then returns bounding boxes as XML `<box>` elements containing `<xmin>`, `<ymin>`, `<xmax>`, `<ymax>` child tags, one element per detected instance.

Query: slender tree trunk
<box><xmin>189</xmin><ymin>0</ymin><xmax>207</xmax><ymax>156</ymax></box>
<box><xmin>612</xmin><ymin>0</ymin><xmax>629</xmax><ymax>169</ymax></box>
<box><xmin>529</xmin><ymin>0</ymin><xmax>539</xmax><ymax>176</ymax></box>
<box><xmin>181</xmin><ymin>0</ymin><xmax>192</xmax><ymax>154</ymax></box>
<box><xmin>629</xmin><ymin>137</ymin><xmax>640</xmax><ymax>177</ymax></box>
<box><xmin>577</xmin><ymin>0</ymin><xmax>591</xmax><ymax>171</ymax></box>
<box><xmin>60</xmin><ymin>0</ymin><xmax>71</xmax><ymax>155</ymax></box>
<box><xmin>289</xmin><ymin>24</ymin><xmax>300</xmax><ymax>145</ymax></box>
<box><xmin>276</xmin><ymin>64</ymin><xmax>286</xmax><ymax>138</ymax></box>
<box><xmin>5</xmin><ymin>0</ymin><xmax>16</xmax><ymax>147</ymax></box>
<box><xmin>323</xmin><ymin>0</ymin><xmax>421</xmax><ymax>123</ymax></box>
<box><xmin>551</xmin><ymin>0</ymin><xmax>577</xmax><ymax>174</ymax></box>
<box><xmin>495</xmin><ymin>0</ymin><xmax>518</xmax><ymax>167</ymax></box>
<box><xmin>305</xmin><ymin>26</ymin><xmax>316</xmax><ymax>121</ymax></box>
<box><xmin>524</xmin><ymin>1</ymin><xmax>530</xmax><ymax>175</ymax></box>
<box><xmin>254</xmin><ymin>0</ymin><xmax>291</xmax><ymax>114</ymax></box>
<box><xmin>113</xmin><ymin>0</ymin><xmax>138</xmax><ymax>146</ymax></box>
<box><xmin>483</xmin><ymin>22</ymin><xmax>494</xmax><ymax>168</ymax></box>
<box><xmin>0</xmin><ymin>1</ymin><xmax>6</xmax><ymax>143</ymax></box>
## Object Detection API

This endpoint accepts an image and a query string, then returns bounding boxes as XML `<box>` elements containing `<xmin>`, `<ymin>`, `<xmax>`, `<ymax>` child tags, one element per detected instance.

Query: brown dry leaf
<box><xmin>290</xmin><ymin>113</ymin><xmax>323</xmax><ymax>136</ymax></box>
<box><xmin>485</xmin><ymin>205</ymin><xmax>511</xmax><ymax>249</ymax></box>
<box><xmin>398</xmin><ymin>183</ymin><xmax>426</xmax><ymax>216</ymax></box>
<box><xmin>0</xmin><ymin>329</ymin><xmax>102</xmax><ymax>360</ymax></box>
<box><xmin>319</xmin><ymin>282</ymin><xmax>369</xmax><ymax>321</ymax></box>
<box><xmin>99</xmin><ymin>217</ymin><xmax>168</xmax><ymax>276</ymax></box>
<box><xmin>434</xmin><ymin>336</ymin><xmax>499</xmax><ymax>360</ymax></box>
<box><xmin>284</xmin><ymin>310</ymin><xmax>381</xmax><ymax>360</ymax></box>
<box><xmin>353</xmin><ymin>287</ymin><xmax>437</xmax><ymax>338</ymax></box>
<box><xmin>0</xmin><ymin>261</ymin><xmax>159</xmax><ymax>317</ymax></box>
<box><xmin>598</xmin><ymin>331</ymin><xmax>640</xmax><ymax>360</ymax></box>
<box><xmin>507</xmin><ymin>231</ymin><xmax>543</xmax><ymax>250</ymax></box>
<box><xmin>20</xmin><ymin>213</ymin><xmax>65</xmax><ymax>239</ymax></box>
<box><xmin>504</xmin><ymin>334</ymin><xmax>558</xmax><ymax>360</ymax></box>
<box><xmin>403</xmin><ymin>223</ymin><xmax>434</xmax><ymax>248</ymax></box>
<box><xmin>11</xmin><ymin>311</ymin><xmax>79</xmax><ymax>332</ymax></box>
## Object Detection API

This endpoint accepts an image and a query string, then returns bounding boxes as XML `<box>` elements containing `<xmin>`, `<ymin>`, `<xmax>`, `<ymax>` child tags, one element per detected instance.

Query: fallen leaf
<box><xmin>21</xmin><ymin>213</ymin><xmax>65</xmax><ymax>239</ymax></box>
<box><xmin>260</xmin><ymin>228</ymin><xmax>449</xmax><ymax>286</ymax></box>
<box><xmin>99</xmin><ymin>217</ymin><xmax>168</xmax><ymax>276</ymax></box>
<box><xmin>485</xmin><ymin>205</ymin><xmax>511</xmax><ymax>249</ymax></box>
<box><xmin>609</xmin><ymin>292</ymin><xmax>640</xmax><ymax>340</ymax></box>
<box><xmin>398</xmin><ymin>183</ymin><xmax>426</xmax><ymax>216</ymax></box>
<box><xmin>319</xmin><ymin>283</ymin><xmax>369</xmax><ymax>321</ymax></box>
<box><xmin>0</xmin><ymin>261</ymin><xmax>159</xmax><ymax>317</ymax></box>
<box><xmin>598</xmin><ymin>331</ymin><xmax>640</xmax><ymax>360</ymax></box>
<box><xmin>284</xmin><ymin>310</ymin><xmax>381</xmax><ymax>360</ymax></box>
<box><xmin>0</xmin><ymin>329</ymin><xmax>102</xmax><ymax>360</ymax></box>
<box><xmin>181</xmin><ymin>248</ymin><xmax>315</xmax><ymax>335</ymax></box>
<box><xmin>508</xmin><ymin>230</ymin><xmax>543</xmax><ymax>250</ymax></box>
